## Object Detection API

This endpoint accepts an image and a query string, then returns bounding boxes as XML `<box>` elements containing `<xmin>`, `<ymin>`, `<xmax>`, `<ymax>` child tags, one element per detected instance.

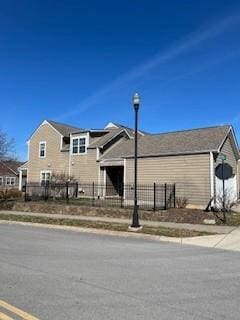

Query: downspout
<box><xmin>18</xmin><ymin>169</ymin><xmax>22</xmax><ymax>191</ymax></box>
<box><xmin>209</xmin><ymin>152</ymin><xmax>215</xmax><ymax>206</ymax></box>
<box><xmin>68</xmin><ymin>134</ymin><xmax>72</xmax><ymax>178</ymax></box>
<box><xmin>123</xmin><ymin>158</ymin><xmax>126</xmax><ymax>200</ymax></box>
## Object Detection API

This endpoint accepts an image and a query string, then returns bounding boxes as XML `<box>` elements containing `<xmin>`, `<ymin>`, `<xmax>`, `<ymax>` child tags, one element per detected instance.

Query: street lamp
<box><xmin>131</xmin><ymin>93</ymin><xmax>141</xmax><ymax>229</ymax></box>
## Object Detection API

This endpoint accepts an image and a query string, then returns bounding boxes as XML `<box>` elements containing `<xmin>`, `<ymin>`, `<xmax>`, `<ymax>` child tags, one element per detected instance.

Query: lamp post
<box><xmin>131</xmin><ymin>93</ymin><xmax>141</xmax><ymax>229</ymax></box>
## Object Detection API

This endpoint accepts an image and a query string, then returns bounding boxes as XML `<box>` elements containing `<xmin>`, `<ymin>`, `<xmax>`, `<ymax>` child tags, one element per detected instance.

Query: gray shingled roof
<box><xmin>89</xmin><ymin>128</ymin><xmax>131</xmax><ymax>148</ymax></box>
<box><xmin>47</xmin><ymin>120</ymin><xmax>82</xmax><ymax>137</ymax></box>
<box><xmin>0</xmin><ymin>160</ymin><xmax>23</xmax><ymax>175</ymax></box>
<box><xmin>101</xmin><ymin>125</ymin><xmax>232</xmax><ymax>159</ymax></box>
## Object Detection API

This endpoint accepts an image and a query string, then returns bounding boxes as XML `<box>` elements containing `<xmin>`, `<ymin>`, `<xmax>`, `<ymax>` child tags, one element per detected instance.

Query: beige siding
<box><xmin>70</xmin><ymin>149</ymin><xmax>99</xmax><ymax>182</ymax></box>
<box><xmin>215</xmin><ymin>135</ymin><xmax>239</xmax><ymax>198</ymax></box>
<box><xmin>216</xmin><ymin>136</ymin><xmax>237</xmax><ymax>173</ymax></box>
<box><xmin>28</xmin><ymin>123</ymin><xmax>69</xmax><ymax>182</ymax></box>
<box><xmin>238</xmin><ymin>161</ymin><xmax>240</xmax><ymax>197</ymax></box>
<box><xmin>125</xmin><ymin>154</ymin><xmax>210</xmax><ymax>207</ymax></box>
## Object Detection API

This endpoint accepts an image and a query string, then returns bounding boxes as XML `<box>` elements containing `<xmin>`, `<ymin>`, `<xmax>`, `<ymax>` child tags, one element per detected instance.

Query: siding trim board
<box><xmin>124</xmin><ymin>150</ymin><xmax>212</xmax><ymax>160</ymax></box>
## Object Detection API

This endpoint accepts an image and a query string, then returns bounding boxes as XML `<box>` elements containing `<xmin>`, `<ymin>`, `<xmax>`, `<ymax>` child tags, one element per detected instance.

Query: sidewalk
<box><xmin>0</xmin><ymin>210</ymin><xmax>235</xmax><ymax>234</ymax></box>
<box><xmin>0</xmin><ymin>210</ymin><xmax>239</xmax><ymax>252</ymax></box>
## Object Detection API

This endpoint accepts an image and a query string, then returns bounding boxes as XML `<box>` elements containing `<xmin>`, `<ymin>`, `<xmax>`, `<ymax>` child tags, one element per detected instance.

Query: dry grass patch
<box><xmin>0</xmin><ymin>213</ymin><xmax>214</xmax><ymax>238</ymax></box>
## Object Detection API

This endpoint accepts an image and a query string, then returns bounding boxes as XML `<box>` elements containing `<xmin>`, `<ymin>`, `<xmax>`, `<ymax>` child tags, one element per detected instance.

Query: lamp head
<box><xmin>133</xmin><ymin>93</ymin><xmax>140</xmax><ymax>110</ymax></box>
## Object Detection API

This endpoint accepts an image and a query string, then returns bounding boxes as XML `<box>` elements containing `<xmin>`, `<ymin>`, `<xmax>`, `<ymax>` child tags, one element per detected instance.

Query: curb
<box><xmin>1</xmin><ymin>219</ymin><xmax>237</xmax><ymax>252</ymax></box>
<box><xmin>0</xmin><ymin>219</ymin><xmax>184</xmax><ymax>243</ymax></box>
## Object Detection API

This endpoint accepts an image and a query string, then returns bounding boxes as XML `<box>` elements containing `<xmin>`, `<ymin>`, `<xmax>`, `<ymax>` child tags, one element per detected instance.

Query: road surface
<box><xmin>0</xmin><ymin>223</ymin><xmax>239</xmax><ymax>319</ymax></box>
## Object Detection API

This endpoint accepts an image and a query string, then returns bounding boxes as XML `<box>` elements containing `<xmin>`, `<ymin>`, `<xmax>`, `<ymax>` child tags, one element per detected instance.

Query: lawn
<box><xmin>0</xmin><ymin>213</ymin><xmax>214</xmax><ymax>238</ymax></box>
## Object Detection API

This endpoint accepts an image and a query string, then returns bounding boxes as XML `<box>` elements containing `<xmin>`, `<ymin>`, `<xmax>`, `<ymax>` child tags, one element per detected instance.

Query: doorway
<box><xmin>105</xmin><ymin>166</ymin><xmax>124</xmax><ymax>197</ymax></box>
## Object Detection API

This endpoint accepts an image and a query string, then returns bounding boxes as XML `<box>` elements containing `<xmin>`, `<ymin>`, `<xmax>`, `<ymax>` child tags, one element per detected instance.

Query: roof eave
<box><xmin>123</xmin><ymin>150</ymin><xmax>218</xmax><ymax>159</ymax></box>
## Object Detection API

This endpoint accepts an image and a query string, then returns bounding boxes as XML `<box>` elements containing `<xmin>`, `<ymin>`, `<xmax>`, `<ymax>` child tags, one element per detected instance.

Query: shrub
<box><xmin>176</xmin><ymin>197</ymin><xmax>188</xmax><ymax>209</ymax></box>
<box><xmin>0</xmin><ymin>188</ymin><xmax>22</xmax><ymax>200</ymax></box>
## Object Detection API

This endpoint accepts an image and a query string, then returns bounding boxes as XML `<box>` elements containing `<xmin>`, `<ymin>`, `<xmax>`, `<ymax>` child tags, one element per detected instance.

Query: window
<box><xmin>72</xmin><ymin>136</ymin><xmax>87</xmax><ymax>154</ymax></box>
<box><xmin>39</xmin><ymin>142</ymin><xmax>46</xmax><ymax>158</ymax></box>
<box><xmin>40</xmin><ymin>171</ymin><xmax>51</xmax><ymax>186</ymax></box>
<box><xmin>6</xmin><ymin>177</ymin><xmax>16</xmax><ymax>186</ymax></box>
<box><xmin>0</xmin><ymin>177</ymin><xmax>3</xmax><ymax>186</ymax></box>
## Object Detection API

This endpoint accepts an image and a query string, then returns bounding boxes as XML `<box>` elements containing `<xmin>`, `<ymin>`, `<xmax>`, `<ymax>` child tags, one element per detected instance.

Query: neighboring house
<box><xmin>19</xmin><ymin>120</ymin><xmax>240</xmax><ymax>209</ymax></box>
<box><xmin>0</xmin><ymin>160</ymin><xmax>24</xmax><ymax>188</ymax></box>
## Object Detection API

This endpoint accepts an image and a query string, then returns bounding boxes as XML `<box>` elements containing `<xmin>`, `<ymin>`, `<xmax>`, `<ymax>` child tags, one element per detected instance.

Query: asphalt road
<box><xmin>0</xmin><ymin>223</ymin><xmax>239</xmax><ymax>320</ymax></box>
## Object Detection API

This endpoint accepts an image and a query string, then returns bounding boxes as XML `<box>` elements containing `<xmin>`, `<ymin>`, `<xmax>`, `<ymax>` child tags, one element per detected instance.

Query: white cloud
<box><xmin>57</xmin><ymin>12</ymin><xmax>240</xmax><ymax>121</ymax></box>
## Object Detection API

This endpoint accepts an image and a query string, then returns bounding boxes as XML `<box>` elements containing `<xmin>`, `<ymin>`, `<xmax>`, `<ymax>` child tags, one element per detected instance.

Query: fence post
<box><xmin>164</xmin><ymin>183</ymin><xmax>167</xmax><ymax>210</ymax></box>
<box><xmin>75</xmin><ymin>182</ymin><xmax>78</xmax><ymax>198</ymax></box>
<box><xmin>92</xmin><ymin>182</ymin><xmax>95</xmax><ymax>206</ymax></box>
<box><xmin>24</xmin><ymin>182</ymin><xmax>27</xmax><ymax>202</ymax></box>
<box><xmin>66</xmin><ymin>181</ymin><xmax>69</xmax><ymax>203</ymax></box>
<box><xmin>44</xmin><ymin>184</ymin><xmax>48</xmax><ymax>201</ymax></box>
<box><xmin>153</xmin><ymin>182</ymin><xmax>156</xmax><ymax>211</ymax></box>
<box><xmin>120</xmin><ymin>183</ymin><xmax>124</xmax><ymax>208</ymax></box>
<box><xmin>173</xmin><ymin>184</ymin><xmax>176</xmax><ymax>208</ymax></box>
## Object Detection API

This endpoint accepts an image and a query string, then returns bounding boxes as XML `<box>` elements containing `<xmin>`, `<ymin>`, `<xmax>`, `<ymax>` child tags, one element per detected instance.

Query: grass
<box><xmin>224</xmin><ymin>212</ymin><xmax>240</xmax><ymax>226</ymax></box>
<box><xmin>0</xmin><ymin>213</ymin><xmax>214</xmax><ymax>238</ymax></box>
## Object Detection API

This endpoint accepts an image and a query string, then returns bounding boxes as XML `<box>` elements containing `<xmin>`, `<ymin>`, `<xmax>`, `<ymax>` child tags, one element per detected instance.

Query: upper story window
<box><xmin>39</xmin><ymin>141</ymin><xmax>46</xmax><ymax>158</ymax></box>
<box><xmin>6</xmin><ymin>177</ymin><xmax>16</xmax><ymax>186</ymax></box>
<box><xmin>72</xmin><ymin>136</ymin><xmax>87</xmax><ymax>155</ymax></box>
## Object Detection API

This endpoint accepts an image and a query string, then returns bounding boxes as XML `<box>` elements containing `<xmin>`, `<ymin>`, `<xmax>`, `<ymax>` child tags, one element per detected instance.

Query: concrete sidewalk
<box><xmin>0</xmin><ymin>210</ymin><xmax>235</xmax><ymax>234</ymax></box>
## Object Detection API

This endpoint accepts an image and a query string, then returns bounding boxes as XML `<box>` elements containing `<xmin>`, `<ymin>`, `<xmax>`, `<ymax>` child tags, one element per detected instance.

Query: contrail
<box><xmin>56</xmin><ymin>11</ymin><xmax>240</xmax><ymax>121</ymax></box>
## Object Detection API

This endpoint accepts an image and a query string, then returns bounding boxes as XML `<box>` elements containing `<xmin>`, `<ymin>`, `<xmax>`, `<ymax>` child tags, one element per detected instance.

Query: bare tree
<box><xmin>0</xmin><ymin>129</ymin><xmax>15</xmax><ymax>160</ymax></box>
<box><xmin>51</xmin><ymin>172</ymin><xmax>76</xmax><ymax>183</ymax></box>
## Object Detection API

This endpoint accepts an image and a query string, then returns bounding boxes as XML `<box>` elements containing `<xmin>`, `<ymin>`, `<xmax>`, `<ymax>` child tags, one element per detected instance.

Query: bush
<box><xmin>0</xmin><ymin>188</ymin><xmax>22</xmax><ymax>200</ymax></box>
<box><xmin>176</xmin><ymin>197</ymin><xmax>188</xmax><ymax>209</ymax></box>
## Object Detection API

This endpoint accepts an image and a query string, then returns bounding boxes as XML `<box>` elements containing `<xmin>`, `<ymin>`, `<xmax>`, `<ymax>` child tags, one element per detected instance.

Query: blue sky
<box><xmin>1</xmin><ymin>0</ymin><xmax>240</xmax><ymax>160</ymax></box>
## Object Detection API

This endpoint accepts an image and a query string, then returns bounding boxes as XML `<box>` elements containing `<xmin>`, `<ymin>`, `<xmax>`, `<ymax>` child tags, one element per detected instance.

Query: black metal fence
<box><xmin>24</xmin><ymin>182</ymin><xmax>176</xmax><ymax>211</ymax></box>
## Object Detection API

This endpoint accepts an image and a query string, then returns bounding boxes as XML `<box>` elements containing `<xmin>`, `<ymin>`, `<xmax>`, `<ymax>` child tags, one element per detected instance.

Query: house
<box><xmin>0</xmin><ymin>160</ymin><xmax>25</xmax><ymax>188</ymax></box>
<box><xmin>19</xmin><ymin>120</ymin><xmax>240</xmax><ymax>209</ymax></box>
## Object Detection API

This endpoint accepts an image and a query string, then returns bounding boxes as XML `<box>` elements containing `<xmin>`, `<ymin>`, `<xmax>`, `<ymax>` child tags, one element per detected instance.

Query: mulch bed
<box><xmin>8</xmin><ymin>201</ymin><xmax>221</xmax><ymax>225</ymax></box>
<box><xmin>140</xmin><ymin>208</ymin><xmax>217</xmax><ymax>224</ymax></box>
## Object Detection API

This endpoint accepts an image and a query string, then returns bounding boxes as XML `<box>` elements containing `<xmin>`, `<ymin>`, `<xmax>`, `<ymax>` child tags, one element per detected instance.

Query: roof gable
<box><xmin>27</xmin><ymin>120</ymin><xmax>83</xmax><ymax>142</ymax></box>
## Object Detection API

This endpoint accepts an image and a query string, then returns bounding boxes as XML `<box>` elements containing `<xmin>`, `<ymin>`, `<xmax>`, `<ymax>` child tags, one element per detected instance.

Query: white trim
<box><xmin>218</xmin><ymin>127</ymin><xmax>240</xmax><ymax>157</ymax></box>
<box><xmin>26</xmin><ymin>168</ymin><xmax>29</xmax><ymax>183</ymax></box>
<box><xmin>209</xmin><ymin>152</ymin><xmax>214</xmax><ymax>200</ymax></box>
<box><xmin>60</xmin><ymin>135</ymin><xmax>64</xmax><ymax>150</ymax></box>
<box><xmin>96</xmin><ymin>147</ymin><xmax>100</xmax><ymax>161</ymax></box>
<box><xmin>70</xmin><ymin>133</ymin><xmax>89</xmax><ymax>155</ymax></box>
<box><xmin>237</xmin><ymin>159</ymin><xmax>240</xmax><ymax>199</ymax></box>
<box><xmin>27</xmin><ymin>141</ymin><xmax>30</xmax><ymax>161</ymax></box>
<box><xmin>39</xmin><ymin>141</ymin><xmax>46</xmax><ymax>158</ymax></box>
<box><xmin>5</xmin><ymin>176</ymin><xmax>16</xmax><ymax>186</ymax></box>
<box><xmin>97</xmin><ymin>165</ymin><xmax>101</xmax><ymax>197</ymax></box>
<box><xmin>138</xmin><ymin>130</ymin><xmax>145</xmax><ymax>136</ymax></box>
<box><xmin>40</xmin><ymin>170</ymin><xmax>51</xmax><ymax>184</ymax></box>
<box><xmin>123</xmin><ymin>159</ymin><xmax>126</xmax><ymax>200</ymax></box>
<box><xmin>68</xmin><ymin>134</ymin><xmax>72</xmax><ymax>178</ymax></box>
<box><xmin>19</xmin><ymin>170</ymin><xmax>22</xmax><ymax>190</ymax></box>
<box><xmin>104</xmin><ymin>122</ymin><xmax>119</xmax><ymax>129</ymax></box>
<box><xmin>99</xmin><ymin>129</ymin><xmax>131</xmax><ymax>149</ymax></box>
<box><xmin>103</xmin><ymin>168</ymin><xmax>106</xmax><ymax>197</ymax></box>
<box><xmin>27</xmin><ymin>120</ymin><xmax>62</xmax><ymax>143</ymax></box>
<box><xmin>18</xmin><ymin>168</ymin><xmax>28</xmax><ymax>189</ymax></box>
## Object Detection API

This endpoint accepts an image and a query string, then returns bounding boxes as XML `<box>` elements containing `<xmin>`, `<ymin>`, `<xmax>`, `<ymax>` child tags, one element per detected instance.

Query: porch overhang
<box><xmin>100</xmin><ymin>159</ymin><xmax>124</xmax><ymax>167</ymax></box>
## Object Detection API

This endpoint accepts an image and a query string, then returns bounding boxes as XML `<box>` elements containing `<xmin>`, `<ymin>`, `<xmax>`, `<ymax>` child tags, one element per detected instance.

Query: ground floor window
<box><xmin>6</xmin><ymin>177</ymin><xmax>16</xmax><ymax>186</ymax></box>
<box><xmin>40</xmin><ymin>171</ymin><xmax>51</xmax><ymax>186</ymax></box>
